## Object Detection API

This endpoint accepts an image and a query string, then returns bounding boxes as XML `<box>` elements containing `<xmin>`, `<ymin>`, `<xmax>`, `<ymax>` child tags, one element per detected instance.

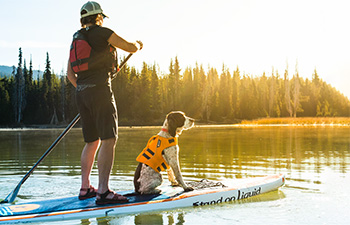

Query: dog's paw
<box><xmin>141</xmin><ymin>188</ymin><xmax>161</xmax><ymax>195</ymax></box>
<box><xmin>184</xmin><ymin>186</ymin><xmax>194</xmax><ymax>192</ymax></box>
<box><xmin>171</xmin><ymin>181</ymin><xmax>180</xmax><ymax>187</ymax></box>
<box><xmin>150</xmin><ymin>189</ymin><xmax>161</xmax><ymax>194</ymax></box>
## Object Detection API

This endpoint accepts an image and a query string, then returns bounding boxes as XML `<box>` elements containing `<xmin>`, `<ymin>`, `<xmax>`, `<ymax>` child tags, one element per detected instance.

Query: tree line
<box><xmin>0</xmin><ymin>48</ymin><xmax>349</xmax><ymax>126</ymax></box>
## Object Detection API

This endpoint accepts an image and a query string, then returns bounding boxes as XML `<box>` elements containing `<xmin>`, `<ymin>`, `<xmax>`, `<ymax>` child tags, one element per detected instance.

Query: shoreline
<box><xmin>240</xmin><ymin>117</ymin><xmax>350</xmax><ymax>126</ymax></box>
<box><xmin>1</xmin><ymin>117</ymin><xmax>350</xmax><ymax>130</ymax></box>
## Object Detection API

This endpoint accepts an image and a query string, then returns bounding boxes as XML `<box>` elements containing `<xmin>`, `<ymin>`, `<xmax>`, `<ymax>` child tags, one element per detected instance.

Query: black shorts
<box><xmin>76</xmin><ymin>85</ymin><xmax>118</xmax><ymax>143</ymax></box>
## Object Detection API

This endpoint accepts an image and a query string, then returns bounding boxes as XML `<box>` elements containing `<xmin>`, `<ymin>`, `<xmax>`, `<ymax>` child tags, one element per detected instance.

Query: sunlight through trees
<box><xmin>0</xmin><ymin>49</ymin><xmax>349</xmax><ymax>126</ymax></box>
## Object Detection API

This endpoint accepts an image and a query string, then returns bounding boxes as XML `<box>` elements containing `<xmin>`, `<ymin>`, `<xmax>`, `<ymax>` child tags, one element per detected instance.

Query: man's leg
<box><xmin>80</xmin><ymin>139</ymin><xmax>100</xmax><ymax>195</ymax></box>
<box><xmin>97</xmin><ymin>137</ymin><xmax>117</xmax><ymax>195</ymax></box>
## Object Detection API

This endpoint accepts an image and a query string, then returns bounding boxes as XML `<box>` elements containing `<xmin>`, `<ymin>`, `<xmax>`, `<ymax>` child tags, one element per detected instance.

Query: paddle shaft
<box><xmin>1</xmin><ymin>53</ymin><xmax>133</xmax><ymax>204</ymax></box>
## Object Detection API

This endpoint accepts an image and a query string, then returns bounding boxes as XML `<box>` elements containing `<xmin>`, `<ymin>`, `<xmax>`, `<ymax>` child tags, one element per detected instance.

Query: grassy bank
<box><xmin>240</xmin><ymin>117</ymin><xmax>350</xmax><ymax>125</ymax></box>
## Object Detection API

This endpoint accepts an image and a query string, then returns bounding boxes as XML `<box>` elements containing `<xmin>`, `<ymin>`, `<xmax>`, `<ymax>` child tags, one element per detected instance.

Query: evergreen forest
<box><xmin>0</xmin><ymin>48</ymin><xmax>349</xmax><ymax>127</ymax></box>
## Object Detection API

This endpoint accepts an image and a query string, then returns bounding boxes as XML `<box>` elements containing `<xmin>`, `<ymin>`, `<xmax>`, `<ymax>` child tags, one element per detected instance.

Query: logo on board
<box><xmin>0</xmin><ymin>204</ymin><xmax>40</xmax><ymax>216</ymax></box>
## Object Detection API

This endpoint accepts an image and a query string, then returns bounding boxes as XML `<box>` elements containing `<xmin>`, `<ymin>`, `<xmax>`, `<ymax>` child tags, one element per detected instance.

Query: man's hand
<box><xmin>136</xmin><ymin>40</ymin><xmax>143</xmax><ymax>50</ymax></box>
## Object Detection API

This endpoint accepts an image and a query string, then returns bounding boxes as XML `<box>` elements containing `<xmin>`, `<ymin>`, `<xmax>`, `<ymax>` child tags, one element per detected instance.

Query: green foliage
<box><xmin>1</xmin><ymin>50</ymin><xmax>349</xmax><ymax>126</ymax></box>
<box><xmin>0</xmin><ymin>78</ymin><xmax>12</xmax><ymax>123</ymax></box>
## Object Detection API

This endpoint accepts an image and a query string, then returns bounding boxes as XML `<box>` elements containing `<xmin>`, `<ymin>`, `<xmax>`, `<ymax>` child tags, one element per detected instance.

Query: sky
<box><xmin>1</xmin><ymin>0</ymin><xmax>350</xmax><ymax>99</ymax></box>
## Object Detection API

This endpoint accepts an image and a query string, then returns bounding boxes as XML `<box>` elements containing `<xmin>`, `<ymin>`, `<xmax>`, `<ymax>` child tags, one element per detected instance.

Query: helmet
<box><xmin>80</xmin><ymin>1</ymin><xmax>108</xmax><ymax>18</ymax></box>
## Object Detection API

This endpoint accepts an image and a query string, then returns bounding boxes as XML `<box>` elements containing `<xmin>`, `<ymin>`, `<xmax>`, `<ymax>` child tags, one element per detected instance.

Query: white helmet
<box><xmin>80</xmin><ymin>1</ymin><xmax>108</xmax><ymax>18</ymax></box>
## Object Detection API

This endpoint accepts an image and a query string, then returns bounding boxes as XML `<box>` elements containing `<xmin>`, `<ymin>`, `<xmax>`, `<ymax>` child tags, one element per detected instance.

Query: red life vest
<box><xmin>136</xmin><ymin>135</ymin><xmax>178</xmax><ymax>172</ymax></box>
<box><xmin>69</xmin><ymin>27</ymin><xmax>117</xmax><ymax>74</ymax></box>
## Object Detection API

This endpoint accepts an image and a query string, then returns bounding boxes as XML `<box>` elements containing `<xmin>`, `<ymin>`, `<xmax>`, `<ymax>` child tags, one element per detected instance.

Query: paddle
<box><xmin>1</xmin><ymin>53</ymin><xmax>133</xmax><ymax>204</ymax></box>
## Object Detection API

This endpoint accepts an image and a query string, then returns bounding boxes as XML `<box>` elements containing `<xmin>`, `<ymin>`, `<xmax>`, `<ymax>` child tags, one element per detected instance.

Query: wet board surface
<box><xmin>0</xmin><ymin>174</ymin><xmax>285</xmax><ymax>224</ymax></box>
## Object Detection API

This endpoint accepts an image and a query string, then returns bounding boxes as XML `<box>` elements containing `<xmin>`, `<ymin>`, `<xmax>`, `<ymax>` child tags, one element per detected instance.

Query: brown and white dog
<box><xmin>133</xmin><ymin>111</ymin><xmax>195</xmax><ymax>194</ymax></box>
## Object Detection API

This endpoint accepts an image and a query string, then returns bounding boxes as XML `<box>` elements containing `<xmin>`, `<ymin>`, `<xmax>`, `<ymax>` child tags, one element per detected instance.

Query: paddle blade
<box><xmin>1</xmin><ymin>183</ymin><xmax>21</xmax><ymax>204</ymax></box>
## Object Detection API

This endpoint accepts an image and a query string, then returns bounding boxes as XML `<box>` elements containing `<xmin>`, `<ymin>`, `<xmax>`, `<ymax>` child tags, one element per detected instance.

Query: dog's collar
<box><xmin>161</xmin><ymin>128</ymin><xmax>168</xmax><ymax>132</ymax></box>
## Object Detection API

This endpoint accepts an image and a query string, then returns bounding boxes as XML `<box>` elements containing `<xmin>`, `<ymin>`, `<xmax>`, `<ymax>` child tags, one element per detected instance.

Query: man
<box><xmin>67</xmin><ymin>1</ymin><xmax>142</xmax><ymax>205</ymax></box>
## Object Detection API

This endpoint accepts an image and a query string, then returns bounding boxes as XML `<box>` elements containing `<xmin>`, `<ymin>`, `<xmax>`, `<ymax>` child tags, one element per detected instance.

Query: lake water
<box><xmin>0</xmin><ymin>126</ymin><xmax>349</xmax><ymax>224</ymax></box>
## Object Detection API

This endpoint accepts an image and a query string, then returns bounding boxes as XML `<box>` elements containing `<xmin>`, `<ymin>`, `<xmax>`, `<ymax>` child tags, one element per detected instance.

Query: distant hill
<box><xmin>0</xmin><ymin>65</ymin><xmax>43</xmax><ymax>79</ymax></box>
<box><xmin>0</xmin><ymin>65</ymin><xmax>14</xmax><ymax>77</ymax></box>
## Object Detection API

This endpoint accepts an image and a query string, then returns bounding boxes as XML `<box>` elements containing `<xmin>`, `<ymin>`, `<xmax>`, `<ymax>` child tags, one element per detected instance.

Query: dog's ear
<box><xmin>168</xmin><ymin>120</ymin><xmax>177</xmax><ymax>137</ymax></box>
<box><xmin>167</xmin><ymin>112</ymin><xmax>186</xmax><ymax>137</ymax></box>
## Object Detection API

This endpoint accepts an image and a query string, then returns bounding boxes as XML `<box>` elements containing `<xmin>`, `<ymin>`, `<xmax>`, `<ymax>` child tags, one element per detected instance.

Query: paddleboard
<box><xmin>0</xmin><ymin>174</ymin><xmax>285</xmax><ymax>224</ymax></box>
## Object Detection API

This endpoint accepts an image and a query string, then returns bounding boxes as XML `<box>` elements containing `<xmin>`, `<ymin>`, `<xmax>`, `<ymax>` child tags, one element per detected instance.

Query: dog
<box><xmin>133</xmin><ymin>111</ymin><xmax>195</xmax><ymax>194</ymax></box>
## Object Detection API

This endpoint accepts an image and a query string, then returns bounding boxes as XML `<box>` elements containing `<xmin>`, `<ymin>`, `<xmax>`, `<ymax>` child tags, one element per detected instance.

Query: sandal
<box><xmin>95</xmin><ymin>189</ymin><xmax>129</xmax><ymax>205</ymax></box>
<box><xmin>79</xmin><ymin>186</ymin><xmax>97</xmax><ymax>200</ymax></box>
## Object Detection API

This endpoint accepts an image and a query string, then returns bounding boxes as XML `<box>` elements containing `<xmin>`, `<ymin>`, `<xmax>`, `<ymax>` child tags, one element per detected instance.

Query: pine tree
<box><xmin>181</xmin><ymin>67</ymin><xmax>194</xmax><ymax>115</ymax></box>
<box><xmin>191</xmin><ymin>63</ymin><xmax>203</xmax><ymax>119</ymax></box>
<box><xmin>168</xmin><ymin>58</ymin><xmax>175</xmax><ymax>110</ymax></box>
<box><xmin>231</xmin><ymin>67</ymin><xmax>240</xmax><ymax>119</ymax></box>
<box><xmin>217</xmin><ymin>64</ymin><xmax>231</xmax><ymax>121</ymax></box>
<box><xmin>0</xmin><ymin>77</ymin><xmax>12</xmax><ymax>123</ymax></box>
<box><xmin>311</xmin><ymin>69</ymin><xmax>321</xmax><ymax>116</ymax></box>
<box><xmin>274</xmin><ymin>71</ymin><xmax>283</xmax><ymax>117</ymax></box>
<box><xmin>13</xmin><ymin>48</ymin><xmax>26</xmax><ymax>124</ymax></box>
<box><xmin>60</xmin><ymin>75</ymin><xmax>66</xmax><ymax>123</ymax></box>
<box><xmin>150</xmin><ymin>63</ymin><xmax>161</xmax><ymax>120</ymax></box>
<box><xmin>268</xmin><ymin>68</ymin><xmax>275</xmax><ymax>117</ymax></box>
<box><xmin>41</xmin><ymin>52</ymin><xmax>54</xmax><ymax>123</ymax></box>
<box><xmin>173</xmin><ymin>56</ymin><xmax>181</xmax><ymax>109</ymax></box>
<box><xmin>259</xmin><ymin>72</ymin><xmax>269</xmax><ymax>117</ymax></box>
<box><xmin>44</xmin><ymin>52</ymin><xmax>52</xmax><ymax>87</ymax></box>
<box><xmin>22</xmin><ymin>58</ymin><xmax>35</xmax><ymax>124</ymax></box>
<box><xmin>284</xmin><ymin>66</ymin><xmax>292</xmax><ymax>117</ymax></box>
<box><xmin>113</xmin><ymin>57</ymin><xmax>132</xmax><ymax>122</ymax></box>
<box><xmin>130</xmin><ymin>62</ymin><xmax>152</xmax><ymax>123</ymax></box>
<box><xmin>292</xmin><ymin>62</ymin><xmax>301</xmax><ymax>118</ymax></box>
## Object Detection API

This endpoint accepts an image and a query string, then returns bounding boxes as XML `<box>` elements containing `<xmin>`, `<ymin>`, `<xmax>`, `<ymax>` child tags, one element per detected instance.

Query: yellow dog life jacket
<box><xmin>136</xmin><ymin>135</ymin><xmax>178</xmax><ymax>172</ymax></box>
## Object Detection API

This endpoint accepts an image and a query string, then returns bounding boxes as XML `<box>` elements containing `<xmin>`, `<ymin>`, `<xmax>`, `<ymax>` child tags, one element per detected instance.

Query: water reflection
<box><xmin>134</xmin><ymin>213</ymin><xmax>167</xmax><ymax>225</ymax></box>
<box><xmin>86</xmin><ymin>189</ymin><xmax>286</xmax><ymax>225</ymax></box>
<box><xmin>1</xmin><ymin>127</ymin><xmax>349</xmax><ymax>179</ymax></box>
<box><xmin>79</xmin><ymin>212</ymin><xmax>186</xmax><ymax>225</ymax></box>
<box><xmin>178</xmin><ymin>127</ymin><xmax>350</xmax><ymax>181</ymax></box>
<box><xmin>1</xmin><ymin>127</ymin><xmax>349</xmax><ymax>185</ymax></box>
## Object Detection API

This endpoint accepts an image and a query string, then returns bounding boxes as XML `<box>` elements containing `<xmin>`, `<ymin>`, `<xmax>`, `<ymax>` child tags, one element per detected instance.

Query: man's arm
<box><xmin>108</xmin><ymin>33</ymin><xmax>142</xmax><ymax>53</ymax></box>
<box><xmin>67</xmin><ymin>61</ymin><xmax>77</xmax><ymax>88</ymax></box>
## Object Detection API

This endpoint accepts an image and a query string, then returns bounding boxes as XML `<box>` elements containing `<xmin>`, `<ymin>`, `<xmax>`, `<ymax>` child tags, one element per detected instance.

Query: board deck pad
<box><xmin>0</xmin><ymin>188</ymin><xmax>182</xmax><ymax>217</ymax></box>
<box><xmin>0</xmin><ymin>174</ymin><xmax>285</xmax><ymax>224</ymax></box>
<box><xmin>0</xmin><ymin>179</ymin><xmax>226</xmax><ymax>218</ymax></box>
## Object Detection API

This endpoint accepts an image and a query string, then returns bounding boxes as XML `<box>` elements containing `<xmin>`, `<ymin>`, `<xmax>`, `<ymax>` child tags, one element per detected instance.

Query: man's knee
<box><xmin>86</xmin><ymin>139</ymin><xmax>100</xmax><ymax>148</ymax></box>
<box><xmin>101</xmin><ymin>137</ymin><xmax>117</xmax><ymax>148</ymax></box>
